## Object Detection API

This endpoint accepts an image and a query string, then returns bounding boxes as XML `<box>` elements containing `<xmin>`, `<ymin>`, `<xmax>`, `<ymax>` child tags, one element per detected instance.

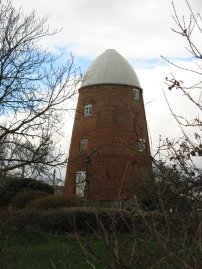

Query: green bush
<box><xmin>5</xmin><ymin>207</ymin><xmax>164</xmax><ymax>234</ymax></box>
<box><xmin>10</xmin><ymin>190</ymin><xmax>49</xmax><ymax>211</ymax></box>
<box><xmin>0</xmin><ymin>177</ymin><xmax>53</xmax><ymax>206</ymax></box>
<box><xmin>4</xmin><ymin>210</ymin><xmax>202</xmax><ymax>269</ymax></box>
<box><xmin>6</xmin><ymin>207</ymin><xmax>132</xmax><ymax>234</ymax></box>
<box><xmin>6</xmin><ymin>206</ymin><xmax>201</xmax><ymax>236</ymax></box>
<box><xmin>28</xmin><ymin>195</ymin><xmax>82</xmax><ymax>209</ymax></box>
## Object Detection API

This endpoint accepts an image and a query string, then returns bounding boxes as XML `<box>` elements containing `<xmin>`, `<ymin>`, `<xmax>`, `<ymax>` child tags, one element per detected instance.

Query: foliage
<box><xmin>153</xmin><ymin>161</ymin><xmax>200</xmax><ymax>211</ymax></box>
<box><xmin>0</xmin><ymin>230</ymin><xmax>90</xmax><ymax>269</ymax></box>
<box><xmin>10</xmin><ymin>189</ymin><xmax>48</xmax><ymax>211</ymax></box>
<box><xmin>79</xmin><ymin>213</ymin><xmax>201</xmax><ymax>269</ymax></box>
<box><xmin>0</xmin><ymin>230</ymin><xmax>158</xmax><ymax>269</ymax></box>
<box><xmin>1</xmin><ymin>231</ymin><xmax>96</xmax><ymax>269</ymax></box>
<box><xmin>0</xmin><ymin>248</ymin><xmax>21</xmax><ymax>269</ymax></box>
<box><xmin>131</xmin><ymin>176</ymin><xmax>159</xmax><ymax>211</ymax></box>
<box><xmin>6</xmin><ymin>207</ymin><xmax>130</xmax><ymax>234</ymax></box>
<box><xmin>0</xmin><ymin>177</ymin><xmax>53</xmax><ymax>206</ymax></box>
<box><xmin>28</xmin><ymin>194</ymin><xmax>82</xmax><ymax>209</ymax></box>
<box><xmin>1</xmin><ymin>230</ymin><xmax>198</xmax><ymax>269</ymax></box>
<box><xmin>5</xmin><ymin>206</ymin><xmax>199</xmax><ymax>235</ymax></box>
<box><xmin>3</xmin><ymin>209</ymin><xmax>201</xmax><ymax>268</ymax></box>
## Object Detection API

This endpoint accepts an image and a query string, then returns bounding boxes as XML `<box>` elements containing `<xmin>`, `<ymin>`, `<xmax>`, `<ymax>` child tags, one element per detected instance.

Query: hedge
<box><xmin>28</xmin><ymin>195</ymin><xmax>82</xmax><ymax>209</ymax></box>
<box><xmin>6</xmin><ymin>207</ymin><xmax>200</xmax><ymax>235</ymax></box>
<box><xmin>0</xmin><ymin>177</ymin><xmax>53</xmax><ymax>206</ymax></box>
<box><xmin>6</xmin><ymin>208</ymin><xmax>131</xmax><ymax>234</ymax></box>
<box><xmin>10</xmin><ymin>189</ymin><xmax>48</xmax><ymax>211</ymax></box>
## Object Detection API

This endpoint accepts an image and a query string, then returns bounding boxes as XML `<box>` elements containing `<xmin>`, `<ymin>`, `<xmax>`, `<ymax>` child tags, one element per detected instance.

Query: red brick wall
<box><xmin>64</xmin><ymin>84</ymin><xmax>152</xmax><ymax>201</ymax></box>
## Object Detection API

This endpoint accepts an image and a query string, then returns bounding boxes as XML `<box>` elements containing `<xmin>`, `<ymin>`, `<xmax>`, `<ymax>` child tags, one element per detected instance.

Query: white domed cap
<box><xmin>80</xmin><ymin>49</ymin><xmax>141</xmax><ymax>89</ymax></box>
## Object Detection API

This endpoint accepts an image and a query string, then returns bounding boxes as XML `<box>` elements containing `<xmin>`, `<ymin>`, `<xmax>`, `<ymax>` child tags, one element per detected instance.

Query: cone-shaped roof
<box><xmin>80</xmin><ymin>49</ymin><xmax>141</xmax><ymax>89</ymax></box>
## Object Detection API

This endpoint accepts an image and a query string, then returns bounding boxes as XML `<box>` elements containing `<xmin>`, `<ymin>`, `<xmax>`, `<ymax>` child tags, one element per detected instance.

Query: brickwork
<box><xmin>64</xmin><ymin>84</ymin><xmax>152</xmax><ymax>201</ymax></box>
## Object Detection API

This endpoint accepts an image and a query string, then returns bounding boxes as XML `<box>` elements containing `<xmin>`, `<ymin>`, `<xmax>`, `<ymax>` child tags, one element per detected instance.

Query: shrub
<box><xmin>4</xmin><ymin>209</ymin><xmax>202</xmax><ymax>269</ymax></box>
<box><xmin>0</xmin><ymin>177</ymin><xmax>53</xmax><ymax>206</ymax></box>
<box><xmin>6</xmin><ymin>207</ymin><xmax>132</xmax><ymax>234</ymax></box>
<box><xmin>10</xmin><ymin>190</ymin><xmax>49</xmax><ymax>211</ymax></box>
<box><xmin>28</xmin><ymin>195</ymin><xmax>82</xmax><ymax>209</ymax></box>
<box><xmin>6</xmin><ymin>206</ymin><xmax>201</xmax><ymax>236</ymax></box>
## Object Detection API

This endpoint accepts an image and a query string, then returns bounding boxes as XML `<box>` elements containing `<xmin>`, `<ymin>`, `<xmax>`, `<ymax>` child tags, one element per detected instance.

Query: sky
<box><xmin>11</xmin><ymin>0</ymin><xmax>202</xmax><ymax>173</ymax></box>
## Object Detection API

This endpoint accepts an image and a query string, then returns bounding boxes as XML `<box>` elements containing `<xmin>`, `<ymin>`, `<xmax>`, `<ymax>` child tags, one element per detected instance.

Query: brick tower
<box><xmin>64</xmin><ymin>49</ymin><xmax>152</xmax><ymax>206</ymax></box>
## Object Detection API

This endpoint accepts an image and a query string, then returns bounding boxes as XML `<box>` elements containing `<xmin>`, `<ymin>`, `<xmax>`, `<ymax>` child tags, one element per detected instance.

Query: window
<box><xmin>133</xmin><ymin>89</ymin><xmax>140</xmax><ymax>100</ymax></box>
<box><xmin>138</xmin><ymin>139</ymin><xmax>146</xmax><ymax>152</ymax></box>
<box><xmin>80</xmin><ymin>138</ymin><xmax>88</xmax><ymax>151</ymax></box>
<box><xmin>84</xmin><ymin>104</ymin><xmax>92</xmax><ymax>116</ymax></box>
<box><xmin>75</xmin><ymin>171</ymin><xmax>86</xmax><ymax>196</ymax></box>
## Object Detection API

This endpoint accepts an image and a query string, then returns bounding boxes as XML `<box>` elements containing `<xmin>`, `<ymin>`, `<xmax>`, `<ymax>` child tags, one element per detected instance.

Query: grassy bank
<box><xmin>1</xmin><ymin>231</ymin><xmax>105</xmax><ymax>269</ymax></box>
<box><xmin>0</xmin><ymin>229</ymin><xmax>193</xmax><ymax>269</ymax></box>
<box><xmin>1</xmin><ymin>207</ymin><xmax>201</xmax><ymax>268</ymax></box>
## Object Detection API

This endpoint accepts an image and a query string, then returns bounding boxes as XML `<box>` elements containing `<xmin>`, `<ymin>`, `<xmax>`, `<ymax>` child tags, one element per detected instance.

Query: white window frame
<box><xmin>133</xmin><ymin>89</ymin><xmax>140</xmax><ymax>101</ymax></box>
<box><xmin>80</xmin><ymin>138</ymin><xmax>88</xmax><ymax>151</ymax></box>
<box><xmin>138</xmin><ymin>139</ymin><xmax>146</xmax><ymax>152</ymax></box>
<box><xmin>84</xmin><ymin>104</ymin><xmax>92</xmax><ymax>116</ymax></box>
<box><xmin>75</xmin><ymin>171</ymin><xmax>86</xmax><ymax>197</ymax></box>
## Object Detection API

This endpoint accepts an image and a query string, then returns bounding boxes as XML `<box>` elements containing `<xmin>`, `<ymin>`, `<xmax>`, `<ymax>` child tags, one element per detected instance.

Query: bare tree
<box><xmin>0</xmin><ymin>0</ymin><xmax>80</xmax><ymax>180</ymax></box>
<box><xmin>154</xmin><ymin>0</ymin><xmax>202</xmax><ymax>206</ymax></box>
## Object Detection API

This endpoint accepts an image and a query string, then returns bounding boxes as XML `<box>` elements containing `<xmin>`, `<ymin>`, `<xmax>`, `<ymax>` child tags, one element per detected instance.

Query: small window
<box><xmin>84</xmin><ymin>104</ymin><xmax>92</xmax><ymax>116</ymax></box>
<box><xmin>75</xmin><ymin>171</ymin><xmax>86</xmax><ymax>196</ymax></box>
<box><xmin>80</xmin><ymin>138</ymin><xmax>88</xmax><ymax>151</ymax></box>
<box><xmin>133</xmin><ymin>89</ymin><xmax>140</xmax><ymax>100</ymax></box>
<box><xmin>138</xmin><ymin>139</ymin><xmax>146</xmax><ymax>152</ymax></box>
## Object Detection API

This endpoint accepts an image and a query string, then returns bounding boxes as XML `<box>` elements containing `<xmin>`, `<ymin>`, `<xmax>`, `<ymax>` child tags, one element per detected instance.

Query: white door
<box><xmin>75</xmin><ymin>171</ymin><xmax>86</xmax><ymax>196</ymax></box>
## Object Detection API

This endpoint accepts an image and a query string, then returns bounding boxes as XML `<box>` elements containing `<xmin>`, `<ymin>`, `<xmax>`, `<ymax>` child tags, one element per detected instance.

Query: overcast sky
<box><xmin>12</xmin><ymin>0</ymin><xmax>202</xmax><ymax>171</ymax></box>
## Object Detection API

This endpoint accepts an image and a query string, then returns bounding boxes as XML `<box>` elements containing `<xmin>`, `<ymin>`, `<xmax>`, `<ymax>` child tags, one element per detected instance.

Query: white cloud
<box><xmin>10</xmin><ymin>0</ymin><xmax>202</xmax><ymax>173</ymax></box>
<box><xmin>12</xmin><ymin>0</ymin><xmax>201</xmax><ymax>59</ymax></box>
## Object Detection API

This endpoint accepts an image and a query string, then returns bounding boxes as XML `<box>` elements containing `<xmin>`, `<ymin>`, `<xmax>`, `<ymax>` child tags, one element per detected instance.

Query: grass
<box><xmin>1</xmin><ymin>230</ymin><xmax>186</xmax><ymax>269</ymax></box>
<box><xmin>1</xmin><ymin>208</ymin><xmax>200</xmax><ymax>269</ymax></box>
<box><xmin>1</xmin><ymin>231</ymin><xmax>100</xmax><ymax>269</ymax></box>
